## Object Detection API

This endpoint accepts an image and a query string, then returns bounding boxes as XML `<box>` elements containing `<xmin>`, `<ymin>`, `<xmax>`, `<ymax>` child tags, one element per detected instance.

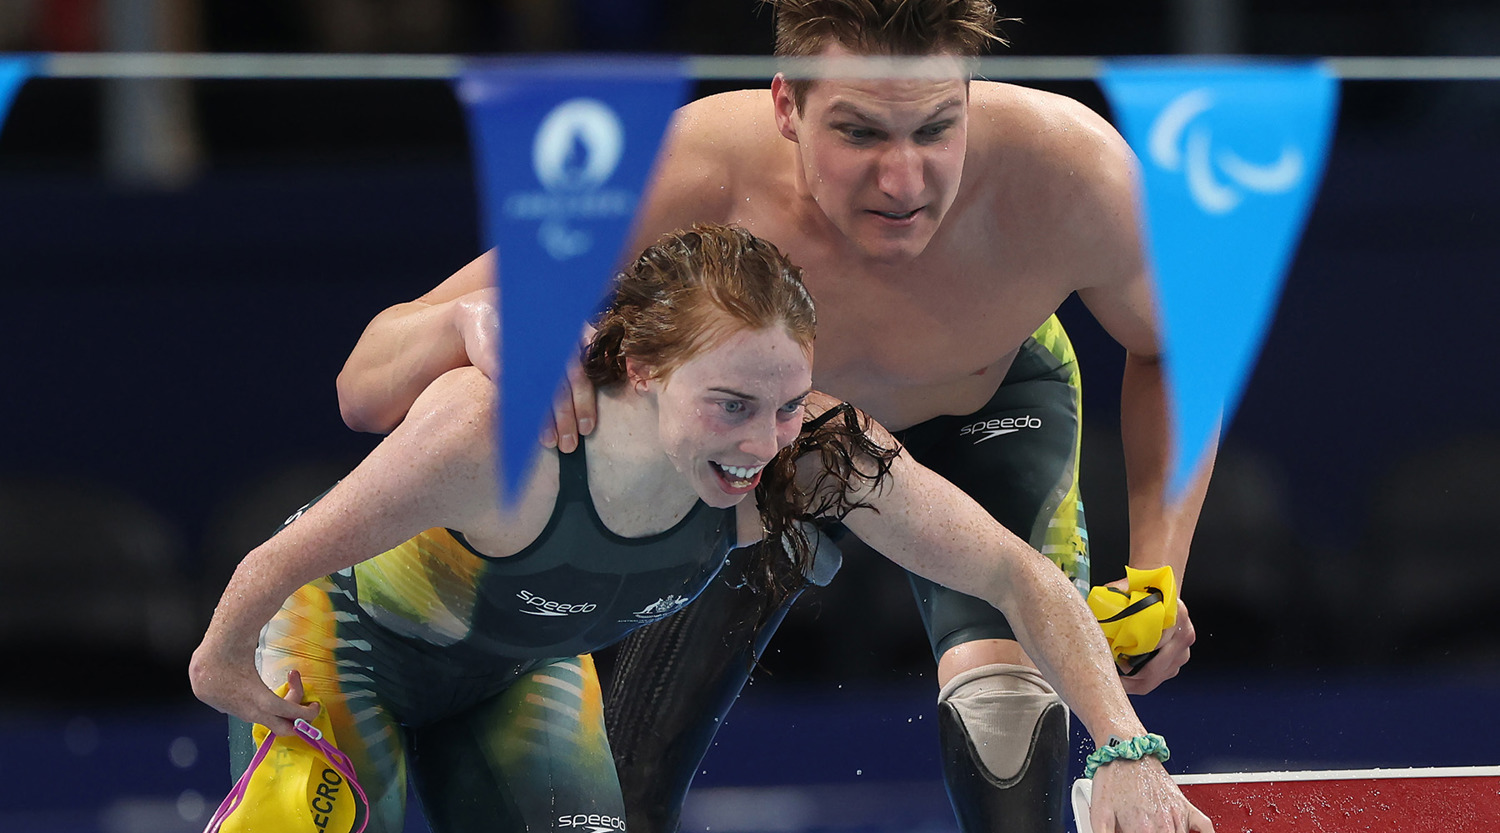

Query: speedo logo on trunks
<box><xmin>516</xmin><ymin>589</ymin><xmax>598</xmax><ymax>617</ymax></box>
<box><xmin>558</xmin><ymin>812</ymin><xmax>626</xmax><ymax>833</ymax></box>
<box><xmin>959</xmin><ymin>415</ymin><xmax>1043</xmax><ymax>443</ymax></box>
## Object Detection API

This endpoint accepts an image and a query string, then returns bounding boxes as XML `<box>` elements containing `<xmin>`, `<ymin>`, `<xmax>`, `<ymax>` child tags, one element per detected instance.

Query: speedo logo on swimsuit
<box><xmin>959</xmin><ymin>415</ymin><xmax>1043</xmax><ymax>443</ymax></box>
<box><xmin>558</xmin><ymin>812</ymin><xmax>626</xmax><ymax>833</ymax></box>
<box><xmin>516</xmin><ymin>589</ymin><xmax>598</xmax><ymax>617</ymax></box>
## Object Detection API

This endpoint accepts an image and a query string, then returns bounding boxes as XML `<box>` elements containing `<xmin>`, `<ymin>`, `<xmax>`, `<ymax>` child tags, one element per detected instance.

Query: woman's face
<box><xmin>647</xmin><ymin>324</ymin><xmax>813</xmax><ymax>509</ymax></box>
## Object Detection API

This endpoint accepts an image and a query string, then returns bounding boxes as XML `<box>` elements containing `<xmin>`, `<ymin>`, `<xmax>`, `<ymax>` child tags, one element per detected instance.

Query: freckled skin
<box><xmin>640</xmin><ymin>326</ymin><xmax>813</xmax><ymax>509</ymax></box>
<box><xmin>190</xmin><ymin>325</ymin><xmax>813</xmax><ymax>738</ymax></box>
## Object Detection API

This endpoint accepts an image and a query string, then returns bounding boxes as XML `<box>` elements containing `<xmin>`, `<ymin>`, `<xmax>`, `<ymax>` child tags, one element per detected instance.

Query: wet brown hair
<box><xmin>585</xmin><ymin>224</ymin><xmax>815</xmax><ymax>388</ymax></box>
<box><xmin>768</xmin><ymin>0</ymin><xmax>1010</xmax><ymax>110</ymax></box>
<box><xmin>584</xmin><ymin>224</ymin><xmax>898</xmax><ymax>605</ymax></box>
<box><xmin>753</xmin><ymin>401</ymin><xmax>899</xmax><ymax>601</ymax></box>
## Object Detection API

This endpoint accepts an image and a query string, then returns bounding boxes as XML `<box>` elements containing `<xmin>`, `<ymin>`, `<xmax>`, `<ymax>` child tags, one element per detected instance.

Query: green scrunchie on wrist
<box><xmin>1083</xmin><ymin>733</ymin><xmax>1171</xmax><ymax>779</ymax></box>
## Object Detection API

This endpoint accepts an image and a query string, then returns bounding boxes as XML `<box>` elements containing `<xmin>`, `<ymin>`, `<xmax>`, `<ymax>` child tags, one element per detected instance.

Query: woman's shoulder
<box><xmin>400</xmin><ymin>368</ymin><xmax>565</xmax><ymax>554</ymax></box>
<box><xmin>403</xmin><ymin>367</ymin><xmax>496</xmax><ymax>441</ymax></box>
<box><xmin>800</xmin><ymin>392</ymin><xmax>897</xmax><ymax>449</ymax></box>
<box><xmin>771</xmin><ymin>392</ymin><xmax>901</xmax><ymax>521</ymax></box>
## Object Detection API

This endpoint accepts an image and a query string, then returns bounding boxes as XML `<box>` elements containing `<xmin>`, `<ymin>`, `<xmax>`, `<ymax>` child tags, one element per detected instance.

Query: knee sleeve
<box><xmin>937</xmin><ymin>663</ymin><xmax>1070</xmax><ymax>833</ymax></box>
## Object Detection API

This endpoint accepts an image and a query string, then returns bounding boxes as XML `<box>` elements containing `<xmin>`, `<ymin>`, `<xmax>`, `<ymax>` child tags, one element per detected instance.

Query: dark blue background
<box><xmin>3</xmin><ymin>1</ymin><xmax>1499</xmax><ymax>829</ymax></box>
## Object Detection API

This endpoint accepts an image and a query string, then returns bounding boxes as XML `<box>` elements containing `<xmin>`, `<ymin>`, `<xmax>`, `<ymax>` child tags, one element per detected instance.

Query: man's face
<box><xmin>774</xmin><ymin>44</ymin><xmax>969</xmax><ymax>263</ymax></box>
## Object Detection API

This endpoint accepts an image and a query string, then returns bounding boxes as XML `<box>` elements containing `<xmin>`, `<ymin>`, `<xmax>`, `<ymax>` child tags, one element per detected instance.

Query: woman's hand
<box><xmin>1089</xmin><ymin>756</ymin><xmax>1215</xmax><ymax>832</ymax></box>
<box><xmin>189</xmin><ymin>638</ymin><xmax>319</xmax><ymax>736</ymax></box>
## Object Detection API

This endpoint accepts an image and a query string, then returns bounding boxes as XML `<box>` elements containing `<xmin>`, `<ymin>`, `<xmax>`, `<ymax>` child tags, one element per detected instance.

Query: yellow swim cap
<box><xmin>205</xmin><ymin>682</ymin><xmax>369</xmax><ymax>833</ymax></box>
<box><xmin>1086</xmin><ymin>565</ymin><xmax>1178</xmax><ymax>673</ymax></box>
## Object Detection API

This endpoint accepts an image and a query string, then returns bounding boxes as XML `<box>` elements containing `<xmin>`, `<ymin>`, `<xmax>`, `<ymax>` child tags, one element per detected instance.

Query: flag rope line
<box><xmin>28</xmin><ymin>52</ymin><xmax>1500</xmax><ymax>82</ymax></box>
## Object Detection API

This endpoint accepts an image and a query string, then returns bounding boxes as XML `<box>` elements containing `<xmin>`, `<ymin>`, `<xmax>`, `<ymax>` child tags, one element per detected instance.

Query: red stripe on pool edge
<box><xmin>1180</xmin><ymin>774</ymin><xmax>1500</xmax><ymax>832</ymax></box>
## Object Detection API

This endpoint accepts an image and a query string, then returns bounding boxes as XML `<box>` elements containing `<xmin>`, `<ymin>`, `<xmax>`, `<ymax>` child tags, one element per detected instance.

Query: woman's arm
<box><xmin>190</xmin><ymin>368</ymin><xmax>503</xmax><ymax>733</ymax></box>
<box><xmin>838</xmin><ymin>446</ymin><xmax>1146</xmax><ymax>743</ymax></box>
<box><xmin>808</xmin><ymin>408</ymin><xmax>1211</xmax><ymax>831</ymax></box>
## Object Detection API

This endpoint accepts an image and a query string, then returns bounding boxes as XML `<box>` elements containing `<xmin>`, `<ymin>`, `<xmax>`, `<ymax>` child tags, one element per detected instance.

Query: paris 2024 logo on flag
<box><xmin>503</xmin><ymin>97</ymin><xmax>631</xmax><ymax>260</ymax></box>
<box><xmin>456</xmin><ymin>60</ymin><xmax>690</xmax><ymax>496</ymax></box>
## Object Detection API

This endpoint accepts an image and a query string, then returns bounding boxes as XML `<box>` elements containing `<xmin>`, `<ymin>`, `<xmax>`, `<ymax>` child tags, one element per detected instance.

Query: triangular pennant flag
<box><xmin>454</xmin><ymin>58</ymin><xmax>690</xmax><ymax>498</ymax></box>
<box><xmin>1100</xmin><ymin>60</ymin><xmax>1339</xmax><ymax>498</ymax></box>
<box><xmin>0</xmin><ymin>56</ymin><xmax>33</xmax><ymax>135</ymax></box>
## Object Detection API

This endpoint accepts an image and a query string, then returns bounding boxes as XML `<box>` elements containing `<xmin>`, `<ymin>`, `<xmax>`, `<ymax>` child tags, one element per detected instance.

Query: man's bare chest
<box><xmin>724</xmin><ymin>196</ymin><xmax>1075</xmax><ymax>424</ymax></box>
<box><xmin>800</xmin><ymin>257</ymin><xmax>1071</xmax><ymax>426</ymax></box>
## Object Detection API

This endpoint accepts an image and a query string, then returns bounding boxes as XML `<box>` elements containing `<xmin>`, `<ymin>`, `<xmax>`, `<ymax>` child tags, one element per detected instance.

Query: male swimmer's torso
<box><xmin>634</xmin><ymin>82</ymin><xmax>1153</xmax><ymax>432</ymax></box>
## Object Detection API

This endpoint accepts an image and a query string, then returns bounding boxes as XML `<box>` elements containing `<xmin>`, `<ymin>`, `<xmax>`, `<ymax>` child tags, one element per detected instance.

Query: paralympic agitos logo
<box><xmin>1147</xmin><ymin>87</ymin><xmax>1306</xmax><ymax>215</ymax></box>
<box><xmin>503</xmin><ymin>97</ymin><xmax>634</xmax><ymax>261</ymax></box>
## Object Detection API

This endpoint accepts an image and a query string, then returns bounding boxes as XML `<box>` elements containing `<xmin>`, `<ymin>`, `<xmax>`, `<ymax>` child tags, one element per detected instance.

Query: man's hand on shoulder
<box><xmin>541</xmin><ymin>334</ymin><xmax>598</xmax><ymax>454</ymax></box>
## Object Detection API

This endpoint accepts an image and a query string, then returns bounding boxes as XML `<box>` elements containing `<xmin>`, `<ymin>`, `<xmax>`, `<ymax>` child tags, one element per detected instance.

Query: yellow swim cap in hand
<box><xmin>204</xmin><ymin>681</ymin><xmax>369</xmax><ymax>833</ymax></box>
<box><xmin>1086</xmin><ymin>565</ymin><xmax>1178</xmax><ymax>675</ymax></box>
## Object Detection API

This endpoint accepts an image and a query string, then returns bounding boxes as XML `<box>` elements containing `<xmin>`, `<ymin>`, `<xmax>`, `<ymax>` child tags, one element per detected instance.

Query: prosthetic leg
<box><xmin>605</xmin><ymin>536</ymin><xmax>839</xmax><ymax>833</ymax></box>
<box><xmin>937</xmin><ymin>663</ymin><xmax>1071</xmax><ymax>833</ymax></box>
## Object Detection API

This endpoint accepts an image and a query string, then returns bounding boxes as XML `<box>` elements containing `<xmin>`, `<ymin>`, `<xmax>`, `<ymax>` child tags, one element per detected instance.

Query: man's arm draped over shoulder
<box><xmin>337</xmin><ymin>252</ymin><xmax>500</xmax><ymax>433</ymax></box>
<box><xmin>336</xmin><ymin>95</ymin><xmax>744</xmax><ymax>437</ymax></box>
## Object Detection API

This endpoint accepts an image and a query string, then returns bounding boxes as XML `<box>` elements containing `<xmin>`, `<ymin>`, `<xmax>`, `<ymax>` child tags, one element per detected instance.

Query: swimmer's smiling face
<box><xmin>773</xmin><ymin>43</ymin><xmax>970</xmax><ymax>263</ymax></box>
<box><xmin>640</xmin><ymin>324</ymin><xmax>812</xmax><ymax>509</ymax></box>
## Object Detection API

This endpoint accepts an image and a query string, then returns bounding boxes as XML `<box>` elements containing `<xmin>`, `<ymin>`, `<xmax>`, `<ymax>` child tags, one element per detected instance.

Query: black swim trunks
<box><xmin>896</xmin><ymin>314</ymin><xmax>1091</xmax><ymax>658</ymax></box>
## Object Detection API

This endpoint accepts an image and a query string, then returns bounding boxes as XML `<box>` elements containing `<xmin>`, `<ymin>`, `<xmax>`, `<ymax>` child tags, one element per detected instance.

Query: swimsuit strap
<box><xmin>554</xmin><ymin>441</ymin><xmax>592</xmax><ymax>502</ymax></box>
<box><xmin>801</xmin><ymin>401</ymin><xmax>856</xmax><ymax>434</ymax></box>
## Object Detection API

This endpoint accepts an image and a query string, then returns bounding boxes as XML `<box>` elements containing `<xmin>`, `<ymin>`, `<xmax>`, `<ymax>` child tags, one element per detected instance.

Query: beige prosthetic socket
<box><xmin>937</xmin><ymin>662</ymin><xmax>1070</xmax><ymax>784</ymax></box>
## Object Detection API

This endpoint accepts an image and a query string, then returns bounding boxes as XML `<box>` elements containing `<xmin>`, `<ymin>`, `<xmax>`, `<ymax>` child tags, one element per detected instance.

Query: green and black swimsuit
<box><xmin>233</xmin><ymin>439</ymin><xmax>737</xmax><ymax>833</ymax></box>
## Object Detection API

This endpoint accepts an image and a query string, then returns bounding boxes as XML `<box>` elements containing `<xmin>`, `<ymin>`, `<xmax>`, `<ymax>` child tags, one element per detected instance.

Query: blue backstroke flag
<box><xmin>1</xmin><ymin>56</ymin><xmax>32</xmax><ymax>135</ymax></box>
<box><xmin>456</xmin><ymin>59</ymin><xmax>690</xmax><ymax>497</ymax></box>
<box><xmin>1100</xmin><ymin>61</ymin><xmax>1339</xmax><ymax>498</ymax></box>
